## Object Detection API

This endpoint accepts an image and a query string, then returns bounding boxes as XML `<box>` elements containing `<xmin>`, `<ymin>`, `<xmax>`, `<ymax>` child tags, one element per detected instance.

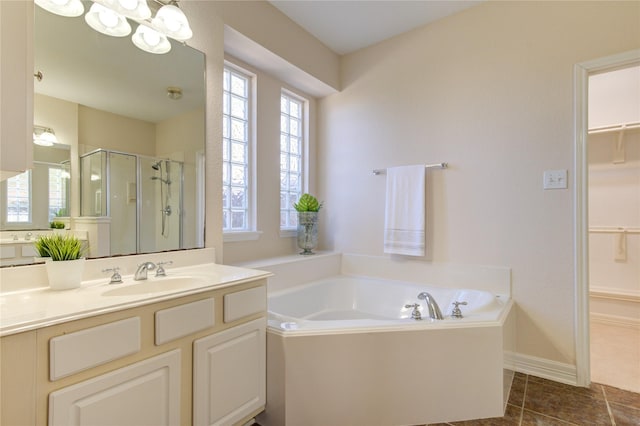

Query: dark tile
<box><xmin>508</xmin><ymin>373</ymin><xmax>527</xmax><ymax>406</ymax></box>
<box><xmin>610</xmin><ymin>402</ymin><xmax>640</xmax><ymax>426</ymax></box>
<box><xmin>447</xmin><ymin>403</ymin><xmax>521</xmax><ymax>425</ymax></box>
<box><xmin>602</xmin><ymin>384</ymin><xmax>640</xmax><ymax>409</ymax></box>
<box><xmin>524</xmin><ymin>378</ymin><xmax>611</xmax><ymax>424</ymax></box>
<box><xmin>526</xmin><ymin>375</ymin><xmax>605</xmax><ymax>400</ymax></box>
<box><xmin>521</xmin><ymin>409</ymin><xmax>580</xmax><ymax>425</ymax></box>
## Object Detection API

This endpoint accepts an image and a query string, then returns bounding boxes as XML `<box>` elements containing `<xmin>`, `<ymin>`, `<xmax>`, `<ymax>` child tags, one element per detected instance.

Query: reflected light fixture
<box><xmin>33</xmin><ymin>126</ymin><xmax>58</xmax><ymax>147</ymax></box>
<box><xmin>166</xmin><ymin>86</ymin><xmax>183</xmax><ymax>100</ymax></box>
<box><xmin>36</xmin><ymin>0</ymin><xmax>193</xmax><ymax>55</ymax></box>
<box><xmin>34</xmin><ymin>0</ymin><xmax>84</xmax><ymax>17</ymax></box>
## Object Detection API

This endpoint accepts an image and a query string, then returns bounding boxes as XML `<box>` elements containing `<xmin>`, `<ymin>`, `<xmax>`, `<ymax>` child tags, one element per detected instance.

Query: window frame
<box><xmin>279</xmin><ymin>89</ymin><xmax>309</xmax><ymax>237</ymax></box>
<box><xmin>222</xmin><ymin>61</ymin><xmax>260</xmax><ymax>242</ymax></box>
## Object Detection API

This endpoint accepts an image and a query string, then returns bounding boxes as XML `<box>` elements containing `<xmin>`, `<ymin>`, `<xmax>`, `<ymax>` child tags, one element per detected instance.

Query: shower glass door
<box><xmin>139</xmin><ymin>158</ymin><xmax>182</xmax><ymax>254</ymax></box>
<box><xmin>109</xmin><ymin>152</ymin><xmax>137</xmax><ymax>256</ymax></box>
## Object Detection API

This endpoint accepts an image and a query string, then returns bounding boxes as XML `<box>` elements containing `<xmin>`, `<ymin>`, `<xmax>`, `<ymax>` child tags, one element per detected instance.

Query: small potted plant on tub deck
<box><xmin>293</xmin><ymin>193</ymin><xmax>323</xmax><ymax>255</ymax></box>
<box><xmin>34</xmin><ymin>234</ymin><xmax>86</xmax><ymax>290</ymax></box>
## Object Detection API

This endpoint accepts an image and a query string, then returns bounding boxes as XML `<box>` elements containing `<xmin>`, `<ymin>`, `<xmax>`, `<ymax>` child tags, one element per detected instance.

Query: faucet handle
<box><xmin>102</xmin><ymin>267</ymin><xmax>123</xmax><ymax>284</ymax></box>
<box><xmin>451</xmin><ymin>301</ymin><xmax>468</xmax><ymax>318</ymax></box>
<box><xmin>404</xmin><ymin>303</ymin><xmax>422</xmax><ymax>320</ymax></box>
<box><xmin>155</xmin><ymin>261</ymin><xmax>173</xmax><ymax>277</ymax></box>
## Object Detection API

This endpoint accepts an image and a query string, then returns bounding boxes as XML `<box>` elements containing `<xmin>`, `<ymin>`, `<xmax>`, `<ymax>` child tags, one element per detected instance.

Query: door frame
<box><xmin>573</xmin><ymin>49</ymin><xmax>640</xmax><ymax>387</ymax></box>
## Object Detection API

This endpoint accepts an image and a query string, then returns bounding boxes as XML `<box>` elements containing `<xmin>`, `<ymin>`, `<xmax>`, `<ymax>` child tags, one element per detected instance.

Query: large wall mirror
<box><xmin>0</xmin><ymin>1</ymin><xmax>206</xmax><ymax>266</ymax></box>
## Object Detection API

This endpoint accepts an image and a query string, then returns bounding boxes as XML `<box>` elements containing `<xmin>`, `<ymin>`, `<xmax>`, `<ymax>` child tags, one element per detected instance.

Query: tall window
<box><xmin>222</xmin><ymin>65</ymin><xmax>251</xmax><ymax>232</ymax></box>
<box><xmin>6</xmin><ymin>171</ymin><xmax>31</xmax><ymax>223</ymax></box>
<box><xmin>280</xmin><ymin>91</ymin><xmax>305</xmax><ymax>230</ymax></box>
<box><xmin>48</xmin><ymin>166</ymin><xmax>68</xmax><ymax>221</ymax></box>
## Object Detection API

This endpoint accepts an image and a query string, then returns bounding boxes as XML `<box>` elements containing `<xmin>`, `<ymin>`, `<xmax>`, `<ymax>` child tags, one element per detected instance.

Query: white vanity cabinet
<box><xmin>0</xmin><ymin>279</ymin><xmax>267</xmax><ymax>426</ymax></box>
<box><xmin>0</xmin><ymin>0</ymin><xmax>34</xmax><ymax>180</ymax></box>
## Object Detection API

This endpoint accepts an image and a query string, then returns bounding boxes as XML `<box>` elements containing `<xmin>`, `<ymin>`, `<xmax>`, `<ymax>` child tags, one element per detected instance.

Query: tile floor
<box><xmin>427</xmin><ymin>373</ymin><xmax>640</xmax><ymax>426</ymax></box>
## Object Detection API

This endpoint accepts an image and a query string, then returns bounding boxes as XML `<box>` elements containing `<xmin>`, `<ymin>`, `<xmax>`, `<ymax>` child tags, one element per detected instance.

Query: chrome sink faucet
<box><xmin>134</xmin><ymin>262</ymin><xmax>156</xmax><ymax>281</ymax></box>
<box><xmin>417</xmin><ymin>292</ymin><xmax>444</xmax><ymax>320</ymax></box>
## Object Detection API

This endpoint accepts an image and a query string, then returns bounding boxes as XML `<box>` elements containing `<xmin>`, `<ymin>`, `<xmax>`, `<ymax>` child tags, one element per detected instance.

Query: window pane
<box><xmin>280</xmin><ymin>93</ymin><xmax>306</xmax><ymax>230</ymax></box>
<box><xmin>230</xmin><ymin>74</ymin><xmax>245</xmax><ymax>96</ymax></box>
<box><xmin>231</xmin><ymin>187</ymin><xmax>245</xmax><ymax>208</ymax></box>
<box><xmin>230</xmin><ymin>95</ymin><xmax>246</xmax><ymax>119</ymax></box>
<box><xmin>231</xmin><ymin>164</ymin><xmax>245</xmax><ymax>185</ymax></box>
<box><xmin>231</xmin><ymin>211</ymin><xmax>245</xmax><ymax>229</ymax></box>
<box><xmin>231</xmin><ymin>118</ymin><xmax>246</xmax><ymax>141</ymax></box>
<box><xmin>231</xmin><ymin>142</ymin><xmax>246</xmax><ymax>163</ymax></box>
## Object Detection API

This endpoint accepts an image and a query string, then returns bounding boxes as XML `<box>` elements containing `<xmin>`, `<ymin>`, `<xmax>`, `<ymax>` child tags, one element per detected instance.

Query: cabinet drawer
<box><xmin>155</xmin><ymin>297</ymin><xmax>215</xmax><ymax>345</ymax></box>
<box><xmin>49</xmin><ymin>317</ymin><xmax>140</xmax><ymax>381</ymax></box>
<box><xmin>223</xmin><ymin>286</ymin><xmax>266</xmax><ymax>323</ymax></box>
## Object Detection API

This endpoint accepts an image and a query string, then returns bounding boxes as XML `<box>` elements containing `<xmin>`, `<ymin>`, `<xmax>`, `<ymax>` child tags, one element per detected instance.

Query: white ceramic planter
<box><xmin>46</xmin><ymin>258</ymin><xmax>85</xmax><ymax>290</ymax></box>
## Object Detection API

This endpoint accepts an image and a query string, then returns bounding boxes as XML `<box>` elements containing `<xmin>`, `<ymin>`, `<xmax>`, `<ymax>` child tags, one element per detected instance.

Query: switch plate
<box><xmin>543</xmin><ymin>170</ymin><xmax>568</xmax><ymax>190</ymax></box>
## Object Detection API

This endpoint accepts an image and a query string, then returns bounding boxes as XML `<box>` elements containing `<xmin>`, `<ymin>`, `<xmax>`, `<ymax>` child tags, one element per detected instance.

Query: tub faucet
<box><xmin>134</xmin><ymin>262</ymin><xmax>156</xmax><ymax>281</ymax></box>
<box><xmin>417</xmin><ymin>292</ymin><xmax>444</xmax><ymax>320</ymax></box>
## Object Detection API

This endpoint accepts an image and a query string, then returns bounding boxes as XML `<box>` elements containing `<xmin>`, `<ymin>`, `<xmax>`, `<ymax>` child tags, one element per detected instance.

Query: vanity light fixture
<box><xmin>132</xmin><ymin>24</ymin><xmax>171</xmax><ymax>54</ymax></box>
<box><xmin>36</xmin><ymin>0</ymin><xmax>193</xmax><ymax>55</ymax></box>
<box><xmin>34</xmin><ymin>0</ymin><xmax>85</xmax><ymax>17</ymax></box>
<box><xmin>151</xmin><ymin>3</ymin><xmax>192</xmax><ymax>42</ymax></box>
<box><xmin>93</xmin><ymin>0</ymin><xmax>151</xmax><ymax>21</ymax></box>
<box><xmin>85</xmin><ymin>2</ymin><xmax>132</xmax><ymax>37</ymax></box>
<box><xmin>33</xmin><ymin>126</ymin><xmax>58</xmax><ymax>147</ymax></box>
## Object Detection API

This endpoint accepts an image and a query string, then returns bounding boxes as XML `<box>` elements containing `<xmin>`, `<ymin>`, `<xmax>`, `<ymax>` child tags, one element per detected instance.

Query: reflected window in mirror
<box><xmin>5</xmin><ymin>171</ymin><xmax>31</xmax><ymax>224</ymax></box>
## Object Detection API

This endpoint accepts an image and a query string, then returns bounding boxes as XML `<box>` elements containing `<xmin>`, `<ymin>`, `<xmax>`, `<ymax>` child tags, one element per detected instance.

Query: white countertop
<box><xmin>0</xmin><ymin>262</ymin><xmax>271</xmax><ymax>337</ymax></box>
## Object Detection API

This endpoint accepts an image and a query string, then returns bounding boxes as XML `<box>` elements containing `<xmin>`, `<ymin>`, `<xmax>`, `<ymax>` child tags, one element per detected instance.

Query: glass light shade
<box><xmin>35</xmin><ymin>0</ymin><xmax>84</xmax><ymax>17</ymax></box>
<box><xmin>33</xmin><ymin>129</ymin><xmax>58</xmax><ymax>147</ymax></box>
<box><xmin>93</xmin><ymin>0</ymin><xmax>151</xmax><ymax>20</ymax></box>
<box><xmin>85</xmin><ymin>3</ymin><xmax>131</xmax><ymax>37</ymax></box>
<box><xmin>152</xmin><ymin>4</ymin><xmax>192</xmax><ymax>41</ymax></box>
<box><xmin>132</xmin><ymin>24</ymin><xmax>171</xmax><ymax>54</ymax></box>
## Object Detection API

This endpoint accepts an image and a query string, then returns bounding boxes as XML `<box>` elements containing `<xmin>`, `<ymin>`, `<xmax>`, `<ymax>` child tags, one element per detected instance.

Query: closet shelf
<box><xmin>589</xmin><ymin>227</ymin><xmax>640</xmax><ymax>234</ymax></box>
<box><xmin>588</xmin><ymin>122</ymin><xmax>640</xmax><ymax>135</ymax></box>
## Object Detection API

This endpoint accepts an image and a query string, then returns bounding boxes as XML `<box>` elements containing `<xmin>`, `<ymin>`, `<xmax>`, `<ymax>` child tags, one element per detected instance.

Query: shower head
<box><xmin>151</xmin><ymin>161</ymin><xmax>162</xmax><ymax>171</ymax></box>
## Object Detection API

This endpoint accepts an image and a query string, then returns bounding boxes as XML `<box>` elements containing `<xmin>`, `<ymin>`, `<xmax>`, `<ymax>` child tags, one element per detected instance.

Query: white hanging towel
<box><xmin>384</xmin><ymin>165</ymin><xmax>426</xmax><ymax>256</ymax></box>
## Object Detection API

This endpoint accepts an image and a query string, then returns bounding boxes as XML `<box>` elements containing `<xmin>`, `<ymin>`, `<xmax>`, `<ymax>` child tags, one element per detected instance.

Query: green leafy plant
<box><xmin>50</xmin><ymin>221</ymin><xmax>65</xmax><ymax>229</ymax></box>
<box><xmin>34</xmin><ymin>234</ymin><xmax>84</xmax><ymax>261</ymax></box>
<box><xmin>293</xmin><ymin>193</ymin><xmax>323</xmax><ymax>212</ymax></box>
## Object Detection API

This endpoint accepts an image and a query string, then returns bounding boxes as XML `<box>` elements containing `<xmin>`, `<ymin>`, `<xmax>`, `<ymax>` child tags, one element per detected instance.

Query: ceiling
<box><xmin>268</xmin><ymin>0</ymin><xmax>484</xmax><ymax>55</ymax></box>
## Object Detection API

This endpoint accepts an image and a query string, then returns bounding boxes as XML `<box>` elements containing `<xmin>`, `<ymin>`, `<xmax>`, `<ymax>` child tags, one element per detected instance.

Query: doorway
<box><xmin>587</xmin><ymin>66</ymin><xmax>640</xmax><ymax>392</ymax></box>
<box><xmin>574</xmin><ymin>49</ymin><xmax>640</xmax><ymax>389</ymax></box>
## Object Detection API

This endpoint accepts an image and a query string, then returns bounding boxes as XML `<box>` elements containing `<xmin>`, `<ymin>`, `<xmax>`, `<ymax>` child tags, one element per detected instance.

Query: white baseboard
<box><xmin>505</xmin><ymin>352</ymin><xmax>577</xmax><ymax>386</ymax></box>
<box><xmin>591</xmin><ymin>313</ymin><xmax>640</xmax><ymax>329</ymax></box>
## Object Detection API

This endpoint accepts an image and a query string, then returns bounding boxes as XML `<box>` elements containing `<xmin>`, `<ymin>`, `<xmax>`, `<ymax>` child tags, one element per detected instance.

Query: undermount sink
<box><xmin>102</xmin><ymin>276</ymin><xmax>207</xmax><ymax>297</ymax></box>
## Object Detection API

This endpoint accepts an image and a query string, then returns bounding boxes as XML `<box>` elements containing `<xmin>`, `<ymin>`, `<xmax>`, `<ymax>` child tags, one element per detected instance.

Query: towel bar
<box><xmin>372</xmin><ymin>163</ymin><xmax>448</xmax><ymax>175</ymax></box>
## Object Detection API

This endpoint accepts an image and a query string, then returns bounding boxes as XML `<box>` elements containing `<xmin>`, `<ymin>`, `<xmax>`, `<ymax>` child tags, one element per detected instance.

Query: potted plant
<box><xmin>49</xmin><ymin>220</ymin><xmax>65</xmax><ymax>230</ymax></box>
<box><xmin>35</xmin><ymin>234</ymin><xmax>86</xmax><ymax>290</ymax></box>
<box><xmin>293</xmin><ymin>193</ymin><xmax>323</xmax><ymax>255</ymax></box>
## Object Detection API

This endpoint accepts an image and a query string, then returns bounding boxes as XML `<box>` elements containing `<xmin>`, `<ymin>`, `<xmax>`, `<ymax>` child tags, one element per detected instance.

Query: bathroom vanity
<box><xmin>0</xmin><ymin>259</ymin><xmax>269</xmax><ymax>426</ymax></box>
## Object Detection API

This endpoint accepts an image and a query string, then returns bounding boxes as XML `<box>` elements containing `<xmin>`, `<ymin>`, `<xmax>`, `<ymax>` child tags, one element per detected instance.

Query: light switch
<box><xmin>543</xmin><ymin>170</ymin><xmax>568</xmax><ymax>190</ymax></box>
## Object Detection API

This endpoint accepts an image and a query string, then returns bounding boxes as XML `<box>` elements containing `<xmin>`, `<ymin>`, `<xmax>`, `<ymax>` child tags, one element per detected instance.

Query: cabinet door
<box><xmin>0</xmin><ymin>0</ymin><xmax>33</xmax><ymax>180</ymax></box>
<box><xmin>193</xmin><ymin>318</ymin><xmax>266</xmax><ymax>426</ymax></box>
<box><xmin>49</xmin><ymin>349</ymin><xmax>181</xmax><ymax>426</ymax></box>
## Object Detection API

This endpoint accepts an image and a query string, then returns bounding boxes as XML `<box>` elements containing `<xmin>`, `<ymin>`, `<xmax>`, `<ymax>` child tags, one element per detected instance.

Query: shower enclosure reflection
<box><xmin>80</xmin><ymin>149</ymin><xmax>186</xmax><ymax>256</ymax></box>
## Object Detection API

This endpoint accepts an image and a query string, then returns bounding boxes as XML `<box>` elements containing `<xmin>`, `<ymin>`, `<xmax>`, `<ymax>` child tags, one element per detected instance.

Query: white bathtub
<box><xmin>268</xmin><ymin>275</ymin><xmax>507</xmax><ymax>332</ymax></box>
<box><xmin>257</xmin><ymin>265</ymin><xmax>516</xmax><ymax>426</ymax></box>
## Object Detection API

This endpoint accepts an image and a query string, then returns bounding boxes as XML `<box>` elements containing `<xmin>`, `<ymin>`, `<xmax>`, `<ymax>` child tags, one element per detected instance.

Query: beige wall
<box><xmin>317</xmin><ymin>1</ymin><xmax>640</xmax><ymax>364</ymax></box>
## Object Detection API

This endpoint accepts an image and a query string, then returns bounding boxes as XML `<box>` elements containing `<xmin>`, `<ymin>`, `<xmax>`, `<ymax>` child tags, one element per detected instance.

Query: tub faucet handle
<box><xmin>404</xmin><ymin>303</ymin><xmax>422</xmax><ymax>320</ymax></box>
<box><xmin>451</xmin><ymin>301</ymin><xmax>468</xmax><ymax>319</ymax></box>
